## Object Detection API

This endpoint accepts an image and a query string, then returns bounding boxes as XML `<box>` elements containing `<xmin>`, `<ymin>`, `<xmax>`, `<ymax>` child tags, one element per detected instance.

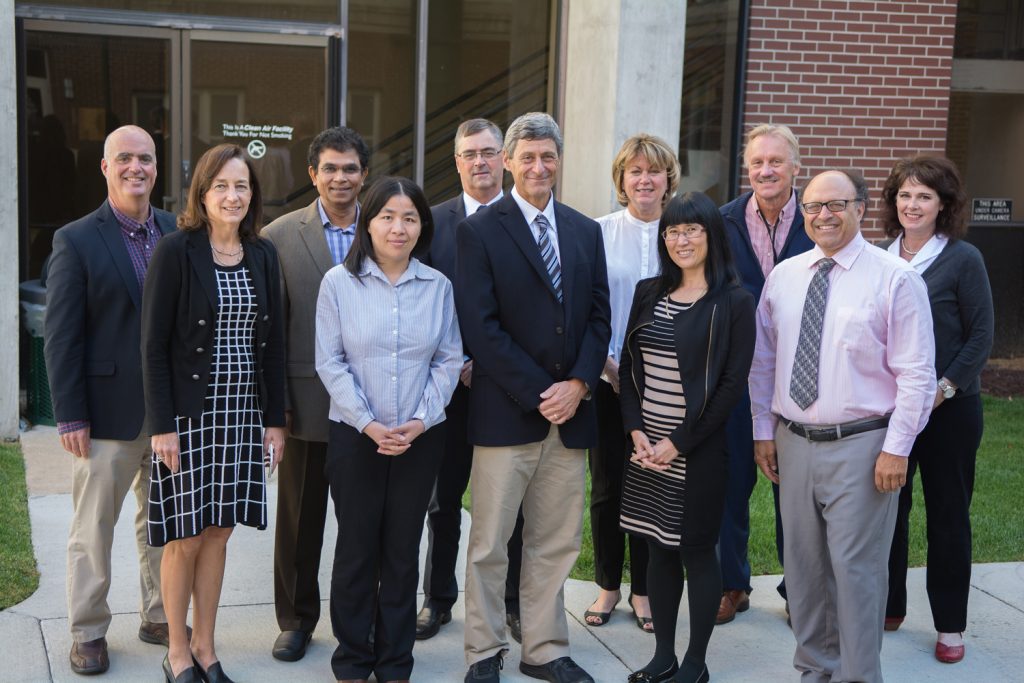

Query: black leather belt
<box><xmin>783</xmin><ymin>415</ymin><xmax>891</xmax><ymax>442</ymax></box>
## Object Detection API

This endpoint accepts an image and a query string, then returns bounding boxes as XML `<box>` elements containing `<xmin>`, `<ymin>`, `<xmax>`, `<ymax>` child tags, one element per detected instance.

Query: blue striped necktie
<box><xmin>534</xmin><ymin>214</ymin><xmax>562</xmax><ymax>302</ymax></box>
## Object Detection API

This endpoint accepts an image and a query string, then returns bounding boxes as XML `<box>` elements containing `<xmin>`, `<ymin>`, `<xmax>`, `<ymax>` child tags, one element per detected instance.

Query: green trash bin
<box><xmin>20</xmin><ymin>280</ymin><xmax>55</xmax><ymax>426</ymax></box>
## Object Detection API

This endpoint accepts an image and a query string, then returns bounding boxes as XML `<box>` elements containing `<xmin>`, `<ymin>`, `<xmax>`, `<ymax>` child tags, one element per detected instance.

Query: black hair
<box><xmin>307</xmin><ymin>126</ymin><xmax>370</xmax><ymax>173</ymax></box>
<box><xmin>654</xmin><ymin>191</ymin><xmax>739</xmax><ymax>295</ymax></box>
<box><xmin>343</xmin><ymin>176</ymin><xmax>434</xmax><ymax>276</ymax></box>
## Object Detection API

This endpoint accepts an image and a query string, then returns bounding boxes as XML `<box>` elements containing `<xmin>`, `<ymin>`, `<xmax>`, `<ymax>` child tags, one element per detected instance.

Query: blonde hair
<box><xmin>611</xmin><ymin>134</ymin><xmax>681</xmax><ymax>208</ymax></box>
<box><xmin>745</xmin><ymin>124</ymin><xmax>801</xmax><ymax>165</ymax></box>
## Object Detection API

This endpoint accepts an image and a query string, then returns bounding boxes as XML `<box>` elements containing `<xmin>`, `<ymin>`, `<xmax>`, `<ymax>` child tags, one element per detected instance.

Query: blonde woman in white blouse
<box><xmin>585</xmin><ymin>134</ymin><xmax>680</xmax><ymax>633</ymax></box>
<box><xmin>315</xmin><ymin>176</ymin><xmax>461</xmax><ymax>683</ymax></box>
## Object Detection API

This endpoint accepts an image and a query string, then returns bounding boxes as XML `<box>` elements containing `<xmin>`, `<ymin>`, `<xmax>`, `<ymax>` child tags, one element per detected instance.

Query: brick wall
<box><xmin>741</xmin><ymin>0</ymin><xmax>958</xmax><ymax>236</ymax></box>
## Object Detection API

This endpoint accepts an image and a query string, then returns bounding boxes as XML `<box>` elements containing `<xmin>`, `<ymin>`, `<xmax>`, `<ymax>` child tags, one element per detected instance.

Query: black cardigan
<box><xmin>618</xmin><ymin>278</ymin><xmax>756</xmax><ymax>456</ymax></box>
<box><xmin>141</xmin><ymin>228</ymin><xmax>286</xmax><ymax>434</ymax></box>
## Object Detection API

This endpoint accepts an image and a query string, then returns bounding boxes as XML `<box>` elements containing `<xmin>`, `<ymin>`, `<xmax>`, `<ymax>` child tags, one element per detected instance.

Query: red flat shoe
<box><xmin>883</xmin><ymin>617</ymin><xmax>904</xmax><ymax>632</ymax></box>
<box><xmin>935</xmin><ymin>635</ymin><xmax>965</xmax><ymax>664</ymax></box>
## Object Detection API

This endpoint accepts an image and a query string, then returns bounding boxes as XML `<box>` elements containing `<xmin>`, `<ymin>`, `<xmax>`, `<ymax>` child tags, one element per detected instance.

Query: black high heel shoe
<box><xmin>627</xmin><ymin>659</ymin><xmax>678</xmax><ymax>682</ymax></box>
<box><xmin>192</xmin><ymin>654</ymin><xmax>236</xmax><ymax>683</ymax></box>
<box><xmin>162</xmin><ymin>654</ymin><xmax>200</xmax><ymax>683</ymax></box>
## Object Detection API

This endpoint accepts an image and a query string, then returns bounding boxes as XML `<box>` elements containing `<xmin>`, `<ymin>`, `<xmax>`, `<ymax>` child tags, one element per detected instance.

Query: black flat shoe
<box><xmin>415</xmin><ymin>605</ymin><xmax>452</xmax><ymax>640</ymax></box>
<box><xmin>667</xmin><ymin>658</ymin><xmax>709</xmax><ymax>683</ymax></box>
<box><xmin>192</xmin><ymin>655</ymin><xmax>235</xmax><ymax>683</ymax></box>
<box><xmin>627</xmin><ymin>660</ymin><xmax>678</xmax><ymax>682</ymax></box>
<box><xmin>163</xmin><ymin>654</ymin><xmax>200</xmax><ymax>683</ymax></box>
<box><xmin>272</xmin><ymin>629</ymin><xmax>312</xmax><ymax>661</ymax></box>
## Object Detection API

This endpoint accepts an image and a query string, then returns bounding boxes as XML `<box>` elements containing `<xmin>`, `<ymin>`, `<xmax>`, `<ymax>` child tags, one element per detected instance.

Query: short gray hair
<box><xmin>454</xmin><ymin>118</ymin><xmax>503</xmax><ymax>154</ymax></box>
<box><xmin>503</xmin><ymin>112</ymin><xmax>562</xmax><ymax>158</ymax></box>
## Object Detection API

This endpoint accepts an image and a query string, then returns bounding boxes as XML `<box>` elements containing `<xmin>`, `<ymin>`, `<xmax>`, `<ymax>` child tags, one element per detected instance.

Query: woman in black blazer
<box><xmin>618</xmin><ymin>192</ymin><xmax>755</xmax><ymax>683</ymax></box>
<box><xmin>142</xmin><ymin>144</ymin><xmax>286</xmax><ymax>683</ymax></box>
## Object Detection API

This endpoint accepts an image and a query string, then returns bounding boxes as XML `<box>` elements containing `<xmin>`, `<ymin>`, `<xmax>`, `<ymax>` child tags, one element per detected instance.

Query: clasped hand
<box><xmin>364</xmin><ymin>419</ymin><xmax>425</xmax><ymax>456</ymax></box>
<box><xmin>629</xmin><ymin>430</ymin><xmax>679</xmax><ymax>471</ymax></box>
<box><xmin>538</xmin><ymin>379</ymin><xmax>587</xmax><ymax>424</ymax></box>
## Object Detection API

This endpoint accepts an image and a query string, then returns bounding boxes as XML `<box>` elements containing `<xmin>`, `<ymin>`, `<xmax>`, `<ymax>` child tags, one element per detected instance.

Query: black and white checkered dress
<box><xmin>148</xmin><ymin>263</ymin><xmax>267</xmax><ymax>546</ymax></box>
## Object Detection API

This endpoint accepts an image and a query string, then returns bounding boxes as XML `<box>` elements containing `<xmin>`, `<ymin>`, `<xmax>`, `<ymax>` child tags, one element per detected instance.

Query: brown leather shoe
<box><xmin>139</xmin><ymin>621</ymin><xmax>193</xmax><ymax>646</ymax></box>
<box><xmin>715</xmin><ymin>589</ymin><xmax>750</xmax><ymax>625</ymax></box>
<box><xmin>70</xmin><ymin>637</ymin><xmax>109</xmax><ymax>675</ymax></box>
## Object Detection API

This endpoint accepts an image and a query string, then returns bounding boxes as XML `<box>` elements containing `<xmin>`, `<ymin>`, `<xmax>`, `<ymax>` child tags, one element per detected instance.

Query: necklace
<box><xmin>662</xmin><ymin>287</ymin><xmax>708</xmax><ymax>315</ymax></box>
<box><xmin>900</xmin><ymin>236</ymin><xmax>922</xmax><ymax>256</ymax></box>
<box><xmin>211</xmin><ymin>242</ymin><xmax>243</xmax><ymax>266</ymax></box>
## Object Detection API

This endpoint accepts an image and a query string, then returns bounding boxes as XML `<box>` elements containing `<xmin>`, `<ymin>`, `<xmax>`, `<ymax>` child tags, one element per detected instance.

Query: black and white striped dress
<box><xmin>148</xmin><ymin>263</ymin><xmax>267</xmax><ymax>546</ymax></box>
<box><xmin>620</xmin><ymin>296</ymin><xmax>690</xmax><ymax>548</ymax></box>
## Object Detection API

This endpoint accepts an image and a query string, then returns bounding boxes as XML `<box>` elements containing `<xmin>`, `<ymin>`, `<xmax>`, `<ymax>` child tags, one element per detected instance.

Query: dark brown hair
<box><xmin>177</xmin><ymin>144</ymin><xmax>264</xmax><ymax>240</ymax></box>
<box><xmin>880</xmin><ymin>155</ymin><xmax>967</xmax><ymax>240</ymax></box>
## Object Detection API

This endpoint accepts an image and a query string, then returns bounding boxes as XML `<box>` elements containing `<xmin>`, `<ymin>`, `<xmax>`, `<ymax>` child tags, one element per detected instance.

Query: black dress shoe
<box><xmin>272</xmin><ymin>629</ymin><xmax>312</xmax><ymax>661</ymax></box>
<box><xmin>162</xmin><ymin>654</ymin><xmax>200</xmax><ymax>683</ymax></box>
<box><xmin>506</xmin><ymin>611</ymin><xmax>522</xmax><ymax>644</ymax></box>
<box><xmin>519</xmin><ymin>657</ymin><xmax>594</xmax><ymax>683</ymax></box>
<box><xmin>415</xmin><ymin>605</ymin><xmax>452</xmax><ymax>640</ymax></box>
<box><xmin>465</xmin><ymin>653</ymin><xmax>503</xmax><ymax>682</ymax></box>
<box><xmin>627</xmin><ymin>659</ymin><xmax>678</xmax><ymax>682</ymax></box>
<box><xmin>70</xmin><ymin>637</ymin><xmax>109</xmax><ymax>675</ymax></box>
<box><xmin>192</xmin><ymin>655</ymin><xmax>235</xmax><ymax>683</ymax></box>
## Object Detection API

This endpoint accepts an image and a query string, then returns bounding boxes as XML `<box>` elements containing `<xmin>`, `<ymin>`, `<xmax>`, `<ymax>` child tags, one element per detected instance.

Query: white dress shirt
<box><xmin>885</xmin><ymin>232</ymin><xmax>948</xmax><ymax>273</ymax></box>
<box><xmin>597</xmin><ymin>208</ymin><xmax>661</xmax><ymax>361</ymax></box>
<box><xmin>463</xmin><ymin>190</ymin><xmax>503</xmax><ymax>216</ymax></box>
<box><xmin>510</xmin><ymin>186</ymin><xmax>560</xmax><ymax>262</ymax></box>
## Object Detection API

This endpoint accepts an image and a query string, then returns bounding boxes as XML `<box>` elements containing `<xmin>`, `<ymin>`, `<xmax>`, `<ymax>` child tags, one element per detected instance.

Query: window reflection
<box><xmin>16</xmin><ymin>0</ymin><xmax>341</xmax><ymax>23</ymax></box>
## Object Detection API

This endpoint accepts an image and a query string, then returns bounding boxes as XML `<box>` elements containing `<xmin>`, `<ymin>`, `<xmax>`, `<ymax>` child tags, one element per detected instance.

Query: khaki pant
<box><xmin>67</xmin><ymin>433</ymin><xmax>165</xmax><ymax>642</ymax></box>
<box><xmin>463</xmin><ymin>425</ymin><xmax>585</xmax><ymax>666</ymax></box>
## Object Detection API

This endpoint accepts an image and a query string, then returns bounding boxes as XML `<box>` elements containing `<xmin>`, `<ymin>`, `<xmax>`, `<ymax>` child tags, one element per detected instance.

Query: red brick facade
<box><xmin>741</xmin><ymin>0</ymin><xmax>959</xmax><ymax>236</ymax></box>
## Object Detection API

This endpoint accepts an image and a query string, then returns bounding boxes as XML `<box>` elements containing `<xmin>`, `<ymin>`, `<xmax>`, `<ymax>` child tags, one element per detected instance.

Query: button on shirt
<box><xmin>315</xmin><ymin>257</ymin><xmax>463</xmax><ymax>432</ymax></box>
<box><xmin>749</xmin><ymin>233</ymin><xmax>935</xmax><ymax>456</ymax></box>
<box><xmin>598</xmin><ymin>208</ymin><xmax>660</xmax><ymax>361</ymax></box>
<box><xmin>319</xmin><ymin>199</ymin><xmax>358</xmax><ymax>266</ymax></box>
<box><xmin>745</xmin><ymin>189</ymin><xmax>797</xmax><ymax>279</ymax></box>
<box><xmin>510</xmin><ymin>186</ymin><xmax>560</xmax><ymax>263</ymax></box>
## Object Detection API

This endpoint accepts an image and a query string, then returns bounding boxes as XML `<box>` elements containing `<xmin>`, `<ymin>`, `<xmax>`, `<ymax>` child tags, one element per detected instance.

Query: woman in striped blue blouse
<box><xmin>315</xmin><ymin>176</ymin><xmax>462</xmax><ymax>683</ymax></box>
<box><xmin>618</xmin><ymin>192</ymin><xmax>755</xmax><ymax>683</ymax></box>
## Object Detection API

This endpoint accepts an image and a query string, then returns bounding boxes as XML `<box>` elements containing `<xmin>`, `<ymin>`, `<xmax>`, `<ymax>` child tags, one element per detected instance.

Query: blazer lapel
<box><xmin>95</xmin><ymin>202</ymin><xmax>144</xmax><ymax>310</ymax></box>
<box><xmin>498</xmin><ymin>195</ymin><xmax>558</xmax><ymax>301</ymax></box>
<box><xmin>297</xmin><ymin>201</ymin><xmax>337</xmax><ymax>276</ymax></box>
<box><xmin>243</xmin><ymin>241</ymin><xmax>268</xmax><ymax>315</ymax></box>
<box><xmin>186</xmin><ymin>230</ymin><xmax>219</xmax><ymax>311</ymax></box>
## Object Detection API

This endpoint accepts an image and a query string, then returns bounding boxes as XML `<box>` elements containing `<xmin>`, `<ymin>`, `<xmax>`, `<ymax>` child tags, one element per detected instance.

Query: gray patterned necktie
<box><xmin>789</xmin><ymin>257</ymin><xmax>836</xmax><ymax>410</ymax></box>
<box><xmin>535</xmin><ymin>214</ymin><xmax>563</xmax><ymax>302</ymax></box>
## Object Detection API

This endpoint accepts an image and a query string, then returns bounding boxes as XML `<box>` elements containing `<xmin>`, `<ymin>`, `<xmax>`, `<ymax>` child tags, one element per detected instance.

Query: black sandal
<box><xmin>628</xmin><ymin>593</ymin><xmax>654</xmax><ymax>633</ymax></box>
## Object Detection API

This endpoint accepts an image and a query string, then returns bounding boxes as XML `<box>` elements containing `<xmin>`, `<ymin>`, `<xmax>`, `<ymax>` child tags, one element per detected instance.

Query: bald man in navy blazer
<box><xmin>458</xmin><ymin>113</ymin><xmax>610</xmax><ymax>683</ymax></box>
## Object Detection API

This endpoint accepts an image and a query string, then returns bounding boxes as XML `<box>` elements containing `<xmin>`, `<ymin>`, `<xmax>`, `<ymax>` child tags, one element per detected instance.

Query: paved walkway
<box><xmin>4</xmin><ymin>425</ymin><xmax>1022</xmax><ymax>681</ymax></box>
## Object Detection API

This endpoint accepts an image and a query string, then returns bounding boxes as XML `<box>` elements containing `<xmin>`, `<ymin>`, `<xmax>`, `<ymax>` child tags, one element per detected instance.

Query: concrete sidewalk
<box><xmin>5</xmin><ymin>425</ymin><xmax>1022</xmax><ymax>682</ymax></box>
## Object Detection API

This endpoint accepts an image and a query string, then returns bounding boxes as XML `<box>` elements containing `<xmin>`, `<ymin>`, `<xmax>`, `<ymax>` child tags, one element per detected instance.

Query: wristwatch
<box><xmin>938</xmin><ymin>378</ymin><xmax>956</xmax><ymax>399</ymax></box>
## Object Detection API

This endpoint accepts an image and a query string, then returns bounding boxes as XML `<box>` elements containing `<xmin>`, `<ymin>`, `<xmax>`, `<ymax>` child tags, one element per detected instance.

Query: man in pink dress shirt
<box><xmin>749</xmin><ymin>170</ymin><xmax>934</xmax><ymax>683</ymax></box>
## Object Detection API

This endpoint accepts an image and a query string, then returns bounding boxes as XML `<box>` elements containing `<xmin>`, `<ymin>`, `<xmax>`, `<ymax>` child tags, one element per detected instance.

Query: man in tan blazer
<box><xmin>262</xmin><ymin>126</ymin><xmax>369</xmax><ymax>662</ymax></box>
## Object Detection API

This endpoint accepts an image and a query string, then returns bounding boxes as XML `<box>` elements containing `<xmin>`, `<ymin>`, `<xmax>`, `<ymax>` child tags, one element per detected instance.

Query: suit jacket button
<box><xmin>555</xmin><ymin>363</ymin><xmax>562</xmax><ymax>371</ymax></box>
<box><xmin>196</xmin><ymin>347</ymin><xmax>204</xmax><ymax>353</ymax></box>
<box><xmin>260</xmin><ymin>342</ymin><xmax>266</xmax><ymax>348</ymax></box>
<box><xmin>555</xmin><ymin>326</ymin><xmax>563</xmax><ymax>334</ymax></box>
<box><xmin>198</xmin><ymin>319</ymin><xmax>206</xmax><ymax>326</ymax></box>
<box><xmin>263</xmin><ymin>314</ymin><xmax>270</xmax><ymax>321</ymax></box>
<box><xmin>191</xmin><ymin>374</ymin><xmax>200</xmax><ymax>380</ymax></box>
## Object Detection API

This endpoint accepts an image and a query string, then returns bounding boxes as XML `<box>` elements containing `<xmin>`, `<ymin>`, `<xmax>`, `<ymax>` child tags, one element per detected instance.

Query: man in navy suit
<box><xmin>417</xmin><ymin>119</ymin><xmax>525</xmax><ymax>643</ymax></box>
<box><xmin>716</xmin><ymin>123</ymin><xmax>814</xmax><ymax>625</ymax></box>
<box><xmin>458</xmin><ymin>113</ymin><xmax>610</xmax><ymax>683</ymax></box>
<box><xmin>45</xmin><ymin>125</ymin><xmax>177</xmax><ymax>675</ymax></box>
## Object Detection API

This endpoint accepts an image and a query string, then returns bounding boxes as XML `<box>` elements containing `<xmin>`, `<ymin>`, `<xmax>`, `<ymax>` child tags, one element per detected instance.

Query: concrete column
<box><xmin>0</xmin><ymin>0</ymin><xmax>18</xmax><ymax>440</ymax></box>
<box><xmin>560</xmin><ymin>0</ymin><xmax>686</xmax><ymax>219</ymax></box>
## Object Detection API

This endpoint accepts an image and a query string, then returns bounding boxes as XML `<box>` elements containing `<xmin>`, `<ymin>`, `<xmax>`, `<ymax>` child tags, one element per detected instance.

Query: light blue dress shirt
<box><xmin>315</xmin><ymin>257</ymin><xmax>462</xmax><ymax>432</ymax></box>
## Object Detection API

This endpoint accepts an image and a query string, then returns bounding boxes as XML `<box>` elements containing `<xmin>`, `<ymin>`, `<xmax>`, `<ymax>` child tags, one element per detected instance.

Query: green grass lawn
<box><xmin>465</xmin><ymin>396</ymin><xmax>1024</xmax><ymax>583</ymax></box>
<box><xmin>0</xmin><ymin>441</ymin><xmax>39</xmax><ymax>610</ymax></box>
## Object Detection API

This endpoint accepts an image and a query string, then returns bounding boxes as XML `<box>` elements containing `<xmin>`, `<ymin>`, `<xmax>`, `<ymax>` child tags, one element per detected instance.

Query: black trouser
<box><xmin>887</xmin><ymin>393</ymin><xmax>982</xmax><ymax>632</ymax></box>
<box><xmin>327</xmin><ymin>420</ymin><xmax>444</xmax><ymax>681</ymax></box>
<box><xmin>644</xmin><ymin>541</ymin><xmax>721</xmax><ymax>672</ymax></box>
<box><xmin>273</xmin><ymin>436</ymin><xmax>330</xmax><ymax>632</ymax></box>
<box><xmin>589</xmin><ymin>381</ymin><xmax>648</xmax><ymax>594</ymax></box>
<box><xmin>422</xmin><ymin>383</ymin><xmax>523</xmax><ymax>613</ymax></box>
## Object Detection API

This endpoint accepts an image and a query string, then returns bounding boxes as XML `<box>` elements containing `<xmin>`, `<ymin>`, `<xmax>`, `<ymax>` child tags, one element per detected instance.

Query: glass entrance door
<box><xmin>186</xmin><ymin>32</ymin><xmax>328</xmax><ymax>222</ymax></box>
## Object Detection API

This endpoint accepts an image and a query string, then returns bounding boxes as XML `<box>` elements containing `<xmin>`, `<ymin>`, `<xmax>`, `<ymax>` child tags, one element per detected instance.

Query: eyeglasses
<box><xmin>456</xmin><ymin>148</ymin><xmax>500</xmax><ymax>161</ymax></box>
<box><xmin>662</xmin><ymin>225</ymin><xmax>705</xmax><ymax>241</ymax></box>
<box><xmin>801</xmin><ymin>199</ymin><xmax>860</xmax><ymax>215</ymax></box>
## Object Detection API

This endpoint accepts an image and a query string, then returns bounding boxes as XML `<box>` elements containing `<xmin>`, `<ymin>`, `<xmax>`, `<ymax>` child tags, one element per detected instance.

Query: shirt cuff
<box><xmin>752</xmin><ymin>414</ymin><xmax>778</xmax><ymax>441</ymax></box>
<box><xmin>57</xmin><ymin>420</ymin><xmax>89</xmax><ymax>435</ymax></box>
<box><xmin>881</xmin><ymin>429</ymin><xmax>914</xmax><ymax>457</ymax></box>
